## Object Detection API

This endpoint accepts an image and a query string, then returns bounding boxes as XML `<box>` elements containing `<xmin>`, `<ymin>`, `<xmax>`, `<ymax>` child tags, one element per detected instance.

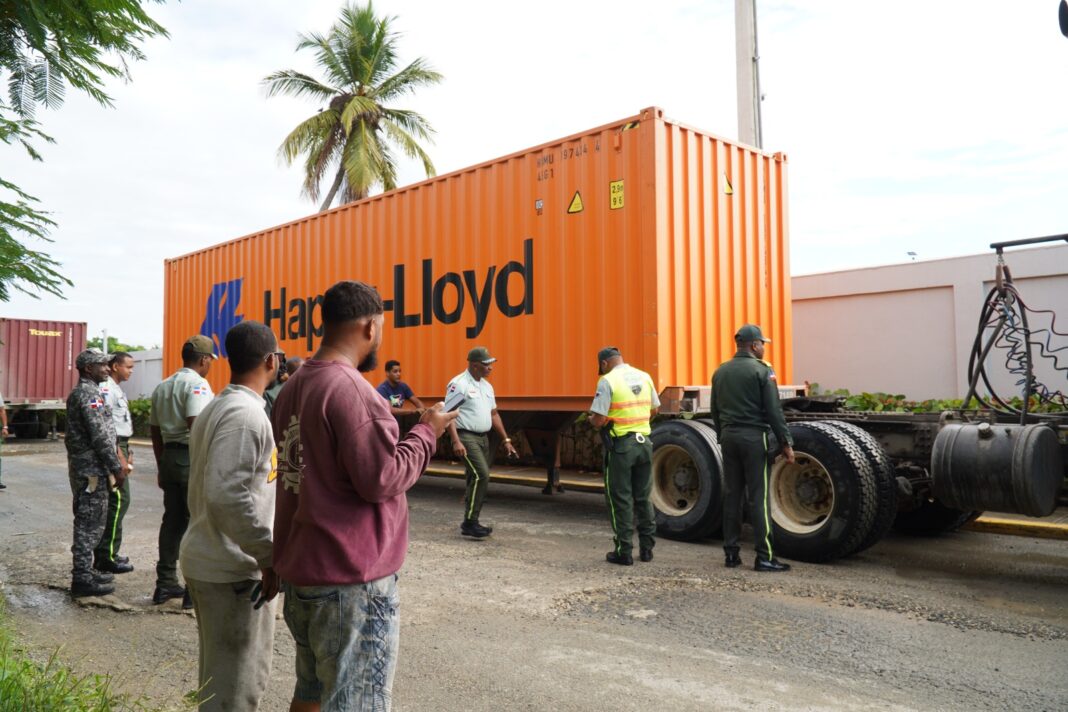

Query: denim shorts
<box><xmin>282</xmin><ymin>574</ymin><xmax>400</xmax><ymax>711</ymax></box>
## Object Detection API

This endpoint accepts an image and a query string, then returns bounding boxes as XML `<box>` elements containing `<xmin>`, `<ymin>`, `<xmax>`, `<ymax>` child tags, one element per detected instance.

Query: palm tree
<box><xmin>263</xmin><ymin>2</ymin><xmax>443</xmax><ymax>211</ymax></box>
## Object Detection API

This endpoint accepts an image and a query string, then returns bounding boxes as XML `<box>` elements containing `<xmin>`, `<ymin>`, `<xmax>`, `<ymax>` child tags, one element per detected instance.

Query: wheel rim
<box><xmin>651</xmin><ymin>444</ymin><xmax>701</xmax><ymax>516</ymax></box>
<box><xmin>770</xmin><ymin>452</ymin><xmax>835</xmax><ymax>534</ymax></box>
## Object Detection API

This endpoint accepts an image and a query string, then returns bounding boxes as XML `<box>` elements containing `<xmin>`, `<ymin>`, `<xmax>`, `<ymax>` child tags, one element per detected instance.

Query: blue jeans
<box><xmin>282</xmin><ymin>574</ymin><xmax>400</xmax><ymax>711</ymax></box>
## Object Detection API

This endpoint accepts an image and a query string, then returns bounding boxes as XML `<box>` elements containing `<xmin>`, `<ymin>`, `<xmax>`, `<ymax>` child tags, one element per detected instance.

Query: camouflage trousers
<box><xmin>69</xmin><ymin>471</ymin><xmax>109</xmax><ymax>584</ymax></box>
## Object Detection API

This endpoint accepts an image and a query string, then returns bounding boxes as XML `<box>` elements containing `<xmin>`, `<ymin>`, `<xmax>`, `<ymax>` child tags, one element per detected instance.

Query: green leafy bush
<box><xmin>813</xmin><ymin>386</ymin><xmax>1065</xmax><ymax>414</ymax></box>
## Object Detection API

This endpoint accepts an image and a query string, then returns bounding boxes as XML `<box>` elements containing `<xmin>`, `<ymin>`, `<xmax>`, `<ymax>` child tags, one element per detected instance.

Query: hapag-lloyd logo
<box><xmin>202</xmin><ymin>239</ymin><xmax>535</xmax><ymax>352</ymax></box>
<box><xmin>200</xmin><ymin>278</ymin><xmax>245</xmax><ymax>357</ymax></box>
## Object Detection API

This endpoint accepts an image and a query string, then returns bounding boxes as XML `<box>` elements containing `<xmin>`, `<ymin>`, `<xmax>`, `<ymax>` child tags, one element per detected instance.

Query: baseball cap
<box><xmin>597</xmin><ymin>346</ymin><xmax>621</xmax><ymax>362</ymax></box>
<box><xmin>735</xmin><ymin>324</ymin><xmax>771</xmax><ymax>343</ymax></box>
<box><xmin>467</xmin><ymin>346</ymin><xmax>497</xmax><ymax>364</ymax></box>
<box><xmin>184</xmin><ymin>334</ymin><xmax>218</xmax><ymax>359</ymax></box>
<box><xmin>75</xmin><ymin>348</ymin><xmax>109</xmax><ymax>369</ymax></box>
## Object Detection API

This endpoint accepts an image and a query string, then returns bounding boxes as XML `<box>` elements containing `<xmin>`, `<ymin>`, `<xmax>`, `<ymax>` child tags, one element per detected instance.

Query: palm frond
<box><xmin>277</xmin><ymin>109</ymin><xmax>340</xmax><ymax>165</ymax></box>
<box><xmin>337</xmin><ymin>94</ymin><xmax>380</xmax><ymax>135</ymax></box>
<box><xmin>372</xmin><ymin>57</ymin><xmax>442</xmax><ymax>102</ymax></box>
<box><xmin>261</xmin><ymin>70</ymin><xmax>338</xmax><ymax>102</ymax></box>
<box><xmin>382</xmin><ymin>119</ymin><xmax>435</xmax><ymax>177</ymax></box>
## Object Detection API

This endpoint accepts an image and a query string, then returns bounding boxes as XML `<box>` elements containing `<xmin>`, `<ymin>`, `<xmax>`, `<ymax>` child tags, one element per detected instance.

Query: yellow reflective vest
<box><xmin>604</xmin><ymin>365</ymin><xmax>655</xmax><ymax>437</ymax></box>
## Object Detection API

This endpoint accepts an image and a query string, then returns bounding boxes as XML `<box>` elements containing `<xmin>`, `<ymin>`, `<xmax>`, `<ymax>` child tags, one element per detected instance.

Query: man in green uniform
<box><xmin>589</xmin><ymin>347</ymin><xmax>659</xmax><ymax>566</ymax></box>
<box><xmin>710</xmin><ymin>324</ymin><xmax>795</xmax><ymax>572</ymax></box>
<box><xmin>446</xmin><ymin>347</ymin><xmax>518</xmax><ymax>539</ymax></box>
<box><xmin>149</xmin><ymin>335</ymin><xmax>216</xmax><ymax>606</ymax></box>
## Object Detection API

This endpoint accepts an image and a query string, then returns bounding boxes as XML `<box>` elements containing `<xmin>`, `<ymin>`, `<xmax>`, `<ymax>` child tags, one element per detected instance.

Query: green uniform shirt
<box><xmin>149</xmin><ymin>368</ymin><xmax>214</xmax><ymax>444</ymax></box>
<box><xmin>710</xmin><ymin>350</ymin><xmax>793</xmax><ymax>446</ymax></box>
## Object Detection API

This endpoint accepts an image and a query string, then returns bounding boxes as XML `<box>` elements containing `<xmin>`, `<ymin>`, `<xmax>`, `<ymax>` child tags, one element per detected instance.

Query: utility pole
<box><xmin>102</xmin><ymin>329</ymin><xmax>109</xmax><ymax>357</ymax></box>
<box><xmin>735</xmin><ymin>0</ymin><xmax>763</xmax><ymax>148</ymax></box>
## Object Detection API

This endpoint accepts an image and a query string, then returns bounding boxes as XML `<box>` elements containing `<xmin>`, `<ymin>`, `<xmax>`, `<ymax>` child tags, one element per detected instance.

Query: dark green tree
<box><xmin>0</xmin><ymin>0</ymin><xmax>168</xmax><ymax>300</ymax></box>
<box><xmin>263</xmin><ymin>1</ymin><xmax>442</xmax><ymax>211</ymax></box>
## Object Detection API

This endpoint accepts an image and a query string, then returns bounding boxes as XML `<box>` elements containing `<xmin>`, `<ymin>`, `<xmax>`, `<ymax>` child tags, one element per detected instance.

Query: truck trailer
<box><xmin>163</xmin><ymin>108</ymin><xmax>1066</xmax><ymax>562</ymax></box>
<box><xmin>0</xmin><ymin>318</ymin><xmax>87</xmax><ymax>439</ymax></box>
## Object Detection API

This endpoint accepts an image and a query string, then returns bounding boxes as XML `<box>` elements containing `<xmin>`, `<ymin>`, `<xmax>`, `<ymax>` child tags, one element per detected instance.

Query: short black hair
<box><xmin>385</xmin><ymin>360</ymin><xmax>400</xmax><ymax>372</ymax></box>
<box><xmin>109</xmin><ymin>351</ymin><xmax>132</xmax><ymax>367</ymax></box>
<box><xmin>225</xmin><ymin>321</ymin><xmax>278</xmax><ymax>375</ymax></box>
<box><xmin>322</xmin><ymin>281</ymin><xmax>383</xmax><ymax>325</ymax></box>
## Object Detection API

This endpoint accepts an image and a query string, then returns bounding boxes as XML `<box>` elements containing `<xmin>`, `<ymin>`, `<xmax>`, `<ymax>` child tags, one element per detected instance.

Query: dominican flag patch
<box><xmin>89</xmin><ymin>398</ymin><xmax>103</xmax><ymax>410</ymax></box>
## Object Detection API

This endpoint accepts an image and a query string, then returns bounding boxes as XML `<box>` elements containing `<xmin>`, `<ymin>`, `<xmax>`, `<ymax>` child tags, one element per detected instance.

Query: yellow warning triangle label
<box><xmin>567</xmin><ymin>191</ymin><xmax>584</xmax><ymax>214</ymax></box>
<box><xmin>724</xmin><ymin>175</ymin><xmax>734</xmax><ymax>195</ymax></box>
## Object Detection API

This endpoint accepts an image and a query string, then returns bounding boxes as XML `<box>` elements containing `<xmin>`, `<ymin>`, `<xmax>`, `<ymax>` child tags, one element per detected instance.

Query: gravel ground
<box><xmin>0</xmin><ymin>440</ymin><xmax>1065</xmax><ymax>711</ymax></box>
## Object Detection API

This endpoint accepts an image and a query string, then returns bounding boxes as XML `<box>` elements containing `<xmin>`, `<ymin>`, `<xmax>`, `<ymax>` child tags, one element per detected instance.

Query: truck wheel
<box><xmin>893</xmin><ymin>500</ymin><xmax>982</xmax><ymax>536</ymax></box>
<box><xmin>650</xmin><ymin>420</ymin><xmax>724</xmax><ymax>541</ymax></box>
<box><xmin>825</xmin><ymin>420</ymin><xmax>898</xmax><ymax>555</ymax></box>
<box><xmin>769</xmin><ymin>422</ymin><xmax>878</xmax><ymax>562</ymax></box>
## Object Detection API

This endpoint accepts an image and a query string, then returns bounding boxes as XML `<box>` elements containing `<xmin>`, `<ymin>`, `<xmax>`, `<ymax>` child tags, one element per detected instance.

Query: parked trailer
<box><xmin>163</xmin><ymin>109</ymin><xmax>1066</xmax><ymax>562</ymax></box>
<box><xmin>0</xmin><ymin>318</ymin><xmax>87</xmax><ymax>438</ymax></box>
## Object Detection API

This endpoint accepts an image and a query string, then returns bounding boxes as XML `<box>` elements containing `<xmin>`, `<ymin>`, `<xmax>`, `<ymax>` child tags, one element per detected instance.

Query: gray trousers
<box><xmin>187</xmin><ymin>578</ymin><xmax>277</xmax><ymax>712</ymax></box>
<box><xmin>69</xmin><ymin>471</ymin><xmax>109</xmax><ymax>584</ymax></box>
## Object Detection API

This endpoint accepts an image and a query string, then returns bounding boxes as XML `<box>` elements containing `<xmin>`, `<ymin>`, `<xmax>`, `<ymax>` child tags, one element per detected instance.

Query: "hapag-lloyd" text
<box><xmin>264</xmin><ymin>238</ymin><xmax>534</xmax><ymax>349</ymax></box>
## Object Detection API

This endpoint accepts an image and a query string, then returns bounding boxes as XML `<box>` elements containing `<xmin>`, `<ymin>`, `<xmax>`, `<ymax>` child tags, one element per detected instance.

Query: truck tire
<box><xmin>893</xmin><ymin>501</ymin><xmax>982</xmax><ymax>536</ymax></box>
<box><xmin>650</xmin><ymin>420</ymin><xmax>724</xmax><ymax>541</ymax></box>
<box><xmin>825</xmin><ymin>420</ymin><xmax>898</xmax><ymax>555</ymax></box>
<box><xmin>769</xmin><ymin>422</ymin><xmax>879</xmax><ymax>562</ymax></box>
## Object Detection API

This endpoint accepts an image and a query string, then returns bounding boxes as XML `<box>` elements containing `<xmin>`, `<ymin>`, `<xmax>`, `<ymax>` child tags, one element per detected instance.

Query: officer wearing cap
<box><xmin>149</xmin><ymin>335</ymin><xmax>216</xmax><ymax>606</ymax></box>
<box><xmin>446</xmin><ymin>346</ymin><xmax>518</xmax><ymax>539</ymax></box>
<box><xmin>94</xmin><ymin>351</ymin><xmax>135</xmax><ymax>574</ymax></box>
<box><xmin>65</xmin><ymin>349</ymin><xmax>128</xmax><ymax>598</ymax></box>
<box><xmin>588</xmin><ymin>347</ymin><xmax>659</xmax><ymax>566</ymax></box>
<box><xmin>710</xmin><ymin>324</ymin><xmax>795</xmax><ymax>572</ymax></box>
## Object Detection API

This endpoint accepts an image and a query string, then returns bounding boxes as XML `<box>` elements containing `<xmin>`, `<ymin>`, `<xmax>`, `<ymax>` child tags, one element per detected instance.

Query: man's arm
<box><xmin>491</xmin><ymin>409</ymin><xmax>517</xmax><ymax>457</ymax></box>
<box><xmin>761</xmin><ymin>370</ymin><xmax>795</xmax><ymax>462</ymax></box>
<box><xmin>409</xmin><ymin>395</ymin><xmax>427</xmax><ymax>411</ymax></box>
<box><xmin>588</xmin><ymin>377</ymin><xmax>612</xmax><ymax>429</ymax></box>
<box><xmin>343</xmin><ymin>417</ymin><xmax>438</xmax><ymax>503</ymax></box>
<box><xmin>0</xmin><ymin>404</ymin><xmax>7</xmax><ymax>438</ymax></box>
<box><xmin>84</xmin><ymin>398</ymin><xmax>123</xmax><ymax>476</ymax></box>
<box><xmin>203</xmin><ymin>426</ymin><xmax>274</xmax><ymax>568</ymax></box>
<box><xmin>709</xmin><ymin>375</ymin><xmax>721</xmax><ymax>436</ymax></box>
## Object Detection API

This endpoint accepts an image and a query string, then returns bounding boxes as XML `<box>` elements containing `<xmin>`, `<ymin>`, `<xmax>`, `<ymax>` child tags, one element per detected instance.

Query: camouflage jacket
<box><xmin>65</xmin><ymin>377</ymin><xmax>122</xmax><ymax>477</ymax></box>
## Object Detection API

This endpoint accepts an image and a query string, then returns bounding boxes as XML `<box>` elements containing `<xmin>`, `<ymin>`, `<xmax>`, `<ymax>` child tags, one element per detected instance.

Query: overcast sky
<box><xmin>4</xmin><ymin>0</ymin><xmax>1067</xmax><ymax>346</ymax></box>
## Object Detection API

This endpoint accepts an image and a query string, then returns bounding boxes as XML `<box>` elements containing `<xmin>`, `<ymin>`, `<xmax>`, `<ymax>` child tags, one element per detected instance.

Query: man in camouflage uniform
<box><xmin>65</xmin><ymin>349</ymin><xmax>128</xmax><ymax>598</ymax></box>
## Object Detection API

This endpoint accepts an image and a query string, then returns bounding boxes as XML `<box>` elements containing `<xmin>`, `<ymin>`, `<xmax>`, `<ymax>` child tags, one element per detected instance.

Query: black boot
<box><xmin>725</xmin><ymin>551</ymin><xmax>742</xmax><ymax>568</ymax></box>
<box><xmin>542</xmin><ymin>467</ymin><xmax>564</xmax><ymax>495</ymax></box>
<box><xmin>605</xmin><ymin>551</ymin><xmax>633</xmax><ymax>566</ymax></box>
<box><xmin>72</xmin><ymin>579</ymin><xmax>115</xmax><ymax>598</ymax></box>
<box><xmin>754</xmin><ymin>558</ymin><xmax>791</xmax><ymax>572</ymax></box>
<box><xmin>92</xmin><ymin>570</ymin><xmax>115</xmax><ymax>584</ymax></box>
<box><xmin>460</xmin><ymin>520</ymin><xmax>491</xmax><ymax>539</ymax></box>
<box><xmin>639</xmin><ymin>548</ymin><xmax>653</xmax><ymax>562</ymax></box>
<box><xmin>152</xmin><ymin>584</ymin><xmax>186</xmax><ymax>604</ymax></box>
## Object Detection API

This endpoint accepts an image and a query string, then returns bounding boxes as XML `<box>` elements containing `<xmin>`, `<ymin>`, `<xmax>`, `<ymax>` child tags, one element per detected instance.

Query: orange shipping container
<box><xmin>164</xmin><ymin>107</ymin><xmax>791</xmax><ymax>411</ymax></box>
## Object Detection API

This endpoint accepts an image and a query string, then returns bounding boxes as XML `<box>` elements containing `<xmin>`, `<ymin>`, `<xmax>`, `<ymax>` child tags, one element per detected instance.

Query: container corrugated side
<box><xmin>0</xmin><ymin>318</ymin><xmax>85</xmax><ymax>403</ymax></box>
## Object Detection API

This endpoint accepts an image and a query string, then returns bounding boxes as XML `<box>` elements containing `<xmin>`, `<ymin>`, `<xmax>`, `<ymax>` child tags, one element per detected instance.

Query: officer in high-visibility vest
<box><xmin>710</xmin><ymin>324</ymin><xmax>795</xmax><ymax>572</ymax></box>
<box><xmin>589</xmin><ymin>347</ymin><xmax>659</xmax><ymax>566</ymax></box>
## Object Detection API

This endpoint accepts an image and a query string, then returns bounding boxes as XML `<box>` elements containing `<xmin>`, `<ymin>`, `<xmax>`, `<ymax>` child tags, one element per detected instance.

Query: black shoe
<box><xmin>460</xmin><ymin>520</ymin><xmax>490</xmax><ymax>539</ymax></box>
<box><xmin>182</xmin><ymin>591</ymin><xmax>193</xmax><ymax>610</ymax></box>
<box><xmin>0</xmin><ymin>483</ymin><xmax>7</xmax><ymax>490</ymax></box>
<box><xmin>95</xmin><ymin>559</ymin><xmax>134</xmax><ymax>574</ymax></box>
<box><xmin>475</xmin><ymin>520</ymin><xmax>493</xmax><ymax>534</ymax></box>
<box><xmin>605</xmin><ymin>551</ymin><xmax>633</xmax><ymax>566</ymax></box>
<box><xmin>71</xmin><ymin>579</ymin><xmax>115</xmax><ymax>598</ymax></box>
<box><xmin>754</xmin><ymin>558</ymin><xmax>791</xmax><ymax>573</ymax></box>
<box><xmin>92</xmin><ymin>570</ymin><xmax>115</xmax><ymax>584</ymax></box>
<box><xmin>639</xmin><ymin>548</ymin><xmax>653</xmax><ymax>563</ymax></box>
<box><xmin>725</xmin><ymin>552</ymin><xmax>742</xmax><ymax>568</ymax></box>
<box><xmin>152</xmin><ymin>584</ymin><xmax>186</xmax><ymax>605</ymax></box>
<box><xmin>113</xmin><ymin>555</ymin><xmax>130</xmax><ymax>565</ymax></box>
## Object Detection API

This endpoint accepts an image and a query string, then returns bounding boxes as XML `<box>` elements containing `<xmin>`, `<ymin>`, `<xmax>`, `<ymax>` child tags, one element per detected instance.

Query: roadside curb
<box><xmin>964</xmin><ymin>516</ymin><xmax>1068</xmax><ymax>541</ymax></box>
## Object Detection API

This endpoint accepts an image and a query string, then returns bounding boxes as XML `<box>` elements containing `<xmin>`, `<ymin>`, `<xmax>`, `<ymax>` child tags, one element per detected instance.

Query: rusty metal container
<box><xmin>164</xmin><ymin>107</ymin><xmax>791</xmax><ymax>411</ymax></box>
<box><xmin>0</xmin><ymin>318</ymin><xmax>86</xmax><ymax>404</ymax></box>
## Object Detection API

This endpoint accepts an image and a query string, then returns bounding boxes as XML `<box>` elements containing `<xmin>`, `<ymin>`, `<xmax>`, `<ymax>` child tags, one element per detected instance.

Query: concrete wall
<box><xmin>122</xmin><ymin>348</ymin><xmax>162</xmax><ymax>400</ymax></box>
<box><xmin>791</xmin><ymin>244</ymin><xmax>1068</xmax><ymax>400</ymax></box>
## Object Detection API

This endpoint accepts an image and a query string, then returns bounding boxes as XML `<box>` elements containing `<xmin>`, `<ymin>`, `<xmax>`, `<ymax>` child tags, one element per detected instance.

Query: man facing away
<box><xmin>149</xmin><ymin>335</ymin><xmax>216</xmax><ymax>607</ymax></box>
<box><xmin>95</xmin><ymin>351</ymin><xmax>135</xmax><ymax>574</ymax></box>
<box><xmin>272</xmin><ymin>280</ymin><xmax>456</xmax><ymax>712</ymax></box>
<box><xmin>180</xmin><ymin>321</ymin><xmax>282</xmax><ymax>712</ymax></box>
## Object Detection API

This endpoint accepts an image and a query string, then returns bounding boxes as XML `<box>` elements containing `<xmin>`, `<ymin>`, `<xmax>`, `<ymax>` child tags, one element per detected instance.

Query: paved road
<box><xmin>0</xmin><ymin>440</ymin><xmax>1066</xmax><ymax>711</ymax></box>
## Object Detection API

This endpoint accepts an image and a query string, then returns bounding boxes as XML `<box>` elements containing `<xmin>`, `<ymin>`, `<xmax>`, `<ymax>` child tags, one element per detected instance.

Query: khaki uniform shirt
<box><xmin>149</xmin><ymin>368</ymin><xmax>214</xmax><ymax>444</ymax></box>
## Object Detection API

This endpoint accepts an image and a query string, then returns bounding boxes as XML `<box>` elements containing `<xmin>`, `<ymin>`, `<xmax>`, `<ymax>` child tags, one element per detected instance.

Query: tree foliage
<box><xmin>264</xmin><ymin>1</ymin><xmax>442</xmax><ymax>211</ymax></box>
<box><xmin>87</xmin><ymin>335</ymin><xmax>147</xmax><ymax>353</ymax></box>
<box><xmin>0</xmin><ymin>0</ymin><xmax>167</xmax><ymax>301</ymax></box>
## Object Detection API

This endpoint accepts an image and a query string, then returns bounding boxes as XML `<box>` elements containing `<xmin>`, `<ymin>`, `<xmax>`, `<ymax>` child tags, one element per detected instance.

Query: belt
<box><xmin>164</xmin><ymin>442</ymin><xmax>189</xmax><ymax>450</ymax></box>
<box><xmin>611</xmin><ymin>432</ymin><xmax>650</xmax><ymax>443</ymax></box>
<box><xmin>456</xmin><ymin>428</ymin><xmax>489</xmax><ymax>437</ymax></box>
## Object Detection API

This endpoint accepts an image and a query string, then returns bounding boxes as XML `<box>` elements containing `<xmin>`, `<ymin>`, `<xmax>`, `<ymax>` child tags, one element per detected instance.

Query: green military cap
<box><xmin>735</xmin><ymin>324</ymin><xmax>771</xmax><ymax>343</ymax></box>
<box><xmin>184</xmin><ymin>334</ymin><xmax>218</xmax><ymax>359</ymax></box>
<box><xmin>467</xmin><ymin>346</ymin><xmax>497</xmax><ymax>364</ymax></box>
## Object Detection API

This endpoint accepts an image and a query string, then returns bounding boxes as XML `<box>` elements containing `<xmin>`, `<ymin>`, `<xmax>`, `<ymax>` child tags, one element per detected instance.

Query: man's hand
<box><xmin>420</xmin><ymin>402</ymin><xmax>459</xmax><ymax>440</ymax></box>
<box><xmin>504</xmin><ymin>441</ymin><xmax>518</xmax><ymax>459</ymax></box>
<box><xmin>250</xmin><ymin>567</ymin><xmax>280</xmax><ymax>609</ymax></box>
<box><xmin>781</xmin><ymin>445</ymin><xmax>796</xmax><ymax>464</ymax></box>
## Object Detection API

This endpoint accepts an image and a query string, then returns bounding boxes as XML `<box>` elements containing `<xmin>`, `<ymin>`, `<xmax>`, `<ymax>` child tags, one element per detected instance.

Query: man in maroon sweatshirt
<box><xmin>272</xmin><ymin>280</ymin><xmax>456</xmax><ymax>712</ymax></box>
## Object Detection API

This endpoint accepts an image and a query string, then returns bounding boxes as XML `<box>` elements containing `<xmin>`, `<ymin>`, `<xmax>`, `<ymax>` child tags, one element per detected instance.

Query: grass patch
<box><xmin>0</xmin><ymin>595</ymin><xmax>184</xmax><ymax>711</ymax></box>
